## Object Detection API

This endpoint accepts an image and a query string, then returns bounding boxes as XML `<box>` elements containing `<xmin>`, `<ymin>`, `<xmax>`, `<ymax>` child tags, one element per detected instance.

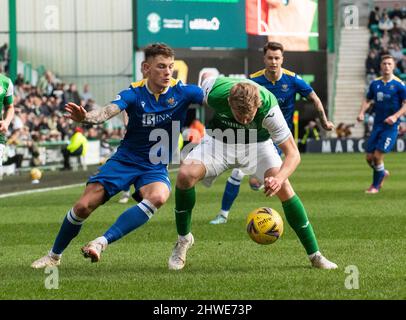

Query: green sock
<box><xmin>282</xmin><ymin>195</ymin><xmax>319</xmax><ymax>255</ymax></box>
<box><xmin>175</xmin><ymin>186</ymin><xmax>196</xmax><ymax>236</ymax></box>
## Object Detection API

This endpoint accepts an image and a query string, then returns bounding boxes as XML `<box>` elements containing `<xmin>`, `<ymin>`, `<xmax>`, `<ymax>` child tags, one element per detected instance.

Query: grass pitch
<box><xmin>1</xmin><ymin>153</ymin><xmax>405</xmax><ymax>300</ymax></box>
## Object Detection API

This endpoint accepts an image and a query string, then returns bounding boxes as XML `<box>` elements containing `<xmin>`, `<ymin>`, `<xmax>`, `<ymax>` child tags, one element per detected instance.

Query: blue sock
<box><xmin>52</xmin><ymin>208</ymin><xmax>85</xmax><ymax>255</ymax></box>
<box><xmin>103</xmin><ymin>200</ymin><xmax>157</xmax><ymax>244</ymax></box>
<box><xmin>221</xmin><ymin>169</ymin><xmax>244</xmax><ymax>212</ymax></box>
<box><xmin>373</xmin><ymin>163</ymin><xmax>385</xmax><ymax>189</ymax></box>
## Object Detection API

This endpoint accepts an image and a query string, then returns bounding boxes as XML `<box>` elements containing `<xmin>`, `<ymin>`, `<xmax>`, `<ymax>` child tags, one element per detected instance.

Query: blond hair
<box><xmin>229</xmin><ymin>83</ymin><xmax>262</xmax><ymax>113</ymax></box>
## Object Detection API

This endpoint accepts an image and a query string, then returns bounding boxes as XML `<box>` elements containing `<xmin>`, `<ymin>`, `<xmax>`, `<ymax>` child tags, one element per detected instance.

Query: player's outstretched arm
<box><xmin>307</xmin><ymin>92</ymin><xmax>334</xmax><ymax>131</ymax></box>
<box><xmin>357</xmin><ymin>99</ymin><xmax>372</xmax><ymax>122</ymax></box>
<box><xmin>65</xmin><ymin>102</ymin><xmax>121</xmax><ymax>124</ymax></box>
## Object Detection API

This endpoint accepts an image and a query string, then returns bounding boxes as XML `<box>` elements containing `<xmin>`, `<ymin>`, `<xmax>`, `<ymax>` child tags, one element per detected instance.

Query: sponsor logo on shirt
<box><xmin>142</xmin><ymin>113</ymin><xmax>172</xmax><ymax>127</ymax></box>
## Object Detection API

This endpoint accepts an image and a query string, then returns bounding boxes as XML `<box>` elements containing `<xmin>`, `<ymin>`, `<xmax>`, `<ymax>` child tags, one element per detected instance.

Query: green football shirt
<box><xmin>0</xmin><ymin>74</ymin><xmax>14</xmax><ymax>145</ymax></box>
<box><xmin>202</xmin><ymin>76</ymin><xmax>290</xmax><ymax>145</ymax></box>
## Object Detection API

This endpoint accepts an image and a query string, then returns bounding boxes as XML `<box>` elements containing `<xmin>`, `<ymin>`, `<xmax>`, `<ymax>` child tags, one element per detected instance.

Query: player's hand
<box><xmin>65</xmin><ymin>102</ymin><xmax>87</xmax><ymax>122</ymax></box>
<box><xmin>0</xmin><ymin>120</ymin><xmax>9</xmax><ymax>133</ymax></box>
<box><xmin>321</xmin><ymin>121</ymin><xmax>335</xmax><ymax>131</ymax></box>
<box><xmin>356</xmin><ymin>114</ymin><xmax>364</xmax><ymax>122</ymax></box>
<box><xmin>384</xmin><ymin>115</ymin><xmax>397</xmax><ymax>125</ymax></box>
<box><xmin>264</xmin><ymin>176</ymin><xmax>283</xmax><ymax>197</ymax></box>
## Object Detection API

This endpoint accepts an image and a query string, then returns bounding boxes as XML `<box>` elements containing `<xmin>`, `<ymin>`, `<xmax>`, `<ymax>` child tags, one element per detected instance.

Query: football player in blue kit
<box><xmin>357</xmin><ymin>54</ymin><xmax>406</xmax><ymax>194</ymax></box>
<box><xmin>31</xmin><ymin>43</ymin><xmax>204</xmax><ymax>268</ymax></box>
<box><xmin>210</xmin><ymin>42</ymin><xmax>334</xmax><ymax>224</ymax></box>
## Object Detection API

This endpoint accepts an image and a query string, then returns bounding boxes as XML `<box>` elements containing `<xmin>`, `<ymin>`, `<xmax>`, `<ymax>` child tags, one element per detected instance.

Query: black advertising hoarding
<box><xmin>306</xmin><ymin>138</ymin><xmax>406</xmax><ymax>153</ymax></box>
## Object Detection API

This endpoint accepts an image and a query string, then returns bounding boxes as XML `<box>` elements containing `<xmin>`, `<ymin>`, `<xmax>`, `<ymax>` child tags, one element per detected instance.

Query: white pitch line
<box><xmin>0</xmin><ymin>183</ymin><xmax>85</xmax><ymax>199</ymax></box>
<box><xmin>0</xmin><ymin>168</ymin><xmax>180</xmax><ymax>199</ymax></box>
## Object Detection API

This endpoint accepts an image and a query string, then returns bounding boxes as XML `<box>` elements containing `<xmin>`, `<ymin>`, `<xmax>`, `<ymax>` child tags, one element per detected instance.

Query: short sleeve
<box><xmin>261</xmin><ymin>105</ymin><xmax>292</xmax><ymax>146</ymax></box>
<box><xmin>185</xmin><ymin>84</ymin><xmax>204</xmax><ymax>105</ymax></box>
<box><xmin>201</xmin><ymin>76</ymin><xmax>217</xmax><ymax>106</ymax></box>
<box><xmin>295</xmin><ymin>75</ymin><xmax>313</xmax><ymax>98</ymax></box>
<box><xmin>366</xmin><ymin>82</ymin><xmax>375</xmax><ymax>101</ymax></box>
<box><xmin>111</xmin><ymin>87</ymin><xmax>136</xmax><ymax>111</ymax></box>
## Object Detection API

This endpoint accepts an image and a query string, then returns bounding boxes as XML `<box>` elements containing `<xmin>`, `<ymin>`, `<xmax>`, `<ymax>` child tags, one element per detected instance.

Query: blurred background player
<box><xmin>169</xmin><ymin>76</ymin><xmax>337</xmax><ymax>271</ymax></box>
<box><xmin>210</xmin><ymin>42</ymin><xmax>334</xmax><ymax>224</ymax></box>
<box><xmin>31</xmin><ymin>43</ymin><xmax>204</xmax><ymax>268</ymax></box>
<box><xmin>0</xmin><ymin>73</ymin><xmax>15</xmax><ymax>181</ymax></box>
<box><xmin>357</xmin><ymin>55</ymin><xmax>406</xmax><ymax>194</ymax></box>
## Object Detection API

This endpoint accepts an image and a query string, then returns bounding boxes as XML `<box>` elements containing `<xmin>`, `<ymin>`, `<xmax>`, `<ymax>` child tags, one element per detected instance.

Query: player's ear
<box><xmin>142</xmin><ymin>61</ymin><xmax>150</xmax><ymax>75</ymax></box>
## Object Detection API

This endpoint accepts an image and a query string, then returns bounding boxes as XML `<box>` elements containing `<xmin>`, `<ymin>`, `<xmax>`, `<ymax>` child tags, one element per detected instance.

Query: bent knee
<box><xmin>144</xmin><ymin>193</ymin><xmax>169</xmax><ymax>209</ymax></box>
<box><xmin>73</xmin><ymin>201</ymin><xmax>95</xmax><ymax>219</ymax></box>
<box><xmin>177</xmin><ymin>169</ymin><xmax>197</xmax><ymax>188</ymax></box>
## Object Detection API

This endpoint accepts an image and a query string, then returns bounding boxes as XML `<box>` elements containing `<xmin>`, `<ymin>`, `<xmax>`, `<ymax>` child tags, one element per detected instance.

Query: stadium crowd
<box><xmin>0</xmin><ymin>52</ymin><xmax>129</xmax><ymax>174</ymax></box>
<box><xmin>364</xmin><ymin>3</ymin><xmax>406</xmax><ymax>137</ymax></box>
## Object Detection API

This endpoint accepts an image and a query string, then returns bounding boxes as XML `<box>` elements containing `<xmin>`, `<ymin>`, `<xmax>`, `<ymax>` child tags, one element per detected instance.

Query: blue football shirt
<box><xmin>250</xmin><ymin>68</ymin><xmax>313</xmax><ymax>129</ymax></box>
<box><xmin>111</xmin><ymin>78</ymin><xmax>203</xmax><ymax>165</ymax></box>
<box><xmin>366</xmin><ymin>77</ymin><xmax>406</xmax><ymax>127</ymax></box>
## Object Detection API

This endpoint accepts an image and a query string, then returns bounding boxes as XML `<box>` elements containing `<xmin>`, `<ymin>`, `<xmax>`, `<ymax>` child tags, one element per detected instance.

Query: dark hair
<box><xmin>381</xmin><ymin>54</ymin><xmax>395</xmax><ymax>63</ymax></box>
<box><xmin>144</xmin><ymin>43</ymin><xmax>175</xmax><ymax>61</ymax></box>
<box><xmin>263</xmin><ymin>42</ymin><xmax>284</xmax><ymax>55</ymax></box>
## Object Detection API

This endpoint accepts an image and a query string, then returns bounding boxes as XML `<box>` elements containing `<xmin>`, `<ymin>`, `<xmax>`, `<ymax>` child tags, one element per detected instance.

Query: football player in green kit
<box><xmin>168</xmin><ymin>76</ymin><xmax>338</xmax><ymax>271</ymax></box>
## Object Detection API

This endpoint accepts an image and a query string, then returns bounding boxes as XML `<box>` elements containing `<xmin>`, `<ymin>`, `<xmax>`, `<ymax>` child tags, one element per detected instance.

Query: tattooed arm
<box><xmin>65</xmin><ymin>102</ymin><xmax>121</xmax><ymax>124</ymax></box>
<box><xmin>306</xmin><ymin>91</ymin><xmax>335</xmax><ymax>131</ymax></box>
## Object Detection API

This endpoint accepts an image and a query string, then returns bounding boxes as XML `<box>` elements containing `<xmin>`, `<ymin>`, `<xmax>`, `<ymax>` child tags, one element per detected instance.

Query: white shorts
<box><xmin>185</xmin><ymin>135</ymin><xmax>282</xmax><ymax>187</ymax></box>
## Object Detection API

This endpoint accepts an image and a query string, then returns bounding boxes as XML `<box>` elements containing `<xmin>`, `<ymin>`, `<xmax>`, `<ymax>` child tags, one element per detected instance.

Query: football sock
<box><xmin>282</xmin><ymin>195</ymin><xmax>319</xmax><ymax>255</ymax></box>
<box><xmin>175</xmin><ymin>186</ymin><xmax>195</xmax><ymax>236</ymax></box>
<box><xmin>51</xmin><ymin>208</ymin><xmax>85</xmax><ymax>255</ymax></box>
<box><xmin>221</xmin><ymin>169</ymin><xmax>244</xmax><ymax>212</ymax></box>
<box><xmin>373</xmin><ymin>163</ymin><xmax>385</xmax><ymax>189</ymax></box>
<box><xmin>103</xmin><ymin>200</ymin><xmax>157</xmax><ymax>244</ymax></box>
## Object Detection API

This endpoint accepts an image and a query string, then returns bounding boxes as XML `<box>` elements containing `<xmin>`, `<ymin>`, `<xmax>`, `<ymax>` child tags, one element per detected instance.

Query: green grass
<box><xmin>1</xmin><ymin>153</ymin><xmax>405</xmax><ymax>300</ymax></box>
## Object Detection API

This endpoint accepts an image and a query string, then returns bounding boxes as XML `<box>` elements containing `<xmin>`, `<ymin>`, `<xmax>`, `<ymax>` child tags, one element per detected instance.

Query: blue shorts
<box><xmin>87</xmin><ymin>158</ymin><xmax>171</xmax><ymax>202</ymax></box>
<box><xmin>366</xmin><ymin>125</ymin><xmax>398</xmax><ymax>153</ymax></box>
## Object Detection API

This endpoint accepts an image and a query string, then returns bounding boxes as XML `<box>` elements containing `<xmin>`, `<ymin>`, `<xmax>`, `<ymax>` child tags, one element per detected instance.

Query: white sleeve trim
<box><xmin>201</xmin><ymin>76</ymin><xmax>216</xmax><ymax>106</ymax></box>
<box><xmin>261</xmin><ymin>105</ymin><xmax>292</xmax><ymax>146</ymax></box>
<box><xmin>6</xmin><ymin>79</ymin><xmax>13</xmax><ymax>97</ymax></box>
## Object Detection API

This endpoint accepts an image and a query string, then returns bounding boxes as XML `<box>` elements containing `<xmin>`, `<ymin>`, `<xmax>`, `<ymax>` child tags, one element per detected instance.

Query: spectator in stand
<box><xmin>380</xmin><ymin>30</ymin><xmax>392</xmax><ymax>52</ymax></box>
<box><xmin>63</xmin><ymin>83</ymin><xmax>81</xmax><ymax>106</ymax></box>
<box><xmin>390</xmin><ymin>21</ymin><xmax>405</xmax><ymax>45</ymax></box>
<box><xmin>368</xmin><ymin>6</ymin><xmax>381</xmax><ymax>30</ymax></box>
<box><xmin>369</xmin><ymin>33</ymin><xmax>381</xmax><ymax>50</ymax></box>
<box><xmin>388</xmin><ymin>43</ymin><xmax>403</xmax><ymax>63</ymax></box>
<box><xmin>82</xmin><ymin>84</ymin><xmax>93</xmax><ymax>104</ymax></box>
<box><xmin>0</xmin><ymin>43</ymin><xmax>9</xmax><ymax>73</ymax></box>
<box><xmin>397</xmin><ymin>55</ymin><xmax>406</xmax><ymax>73</ymax></box>
<box><xmin>379</xmin><ymin>13</ymin><xmax>394</xmax><ymax>32</ymax></box>
<box><xmin>389</xmin><ymin>3</ymin><xmax>404</xmax><ymax>20</ymax></box>
<box><xmin>366</xmin><ymin>49</ymin><xmax>381</xmax><ymax>80</ymax></box>
<box><xmin>84</xmin><ymin>98</ymin><xmax>99</xmax><ymax>112</ymax></box>
<box><xmin>37</xmin><ymin>71</ymin><xmax>55</xmax><ymax>96</ymax></box>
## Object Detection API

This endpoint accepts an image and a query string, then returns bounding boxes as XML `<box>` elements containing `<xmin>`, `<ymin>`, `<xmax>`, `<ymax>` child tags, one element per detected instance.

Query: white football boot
<box><xmin>168</xmin><ymin>234</ymin><xmax>194</xmax><ymax>270</ymax></box>
<box><xmin>31</xmin><ymin>252</ymin><xmax>61</xmax><ymax>269</ymax></box>
<box><xmin>209</xmin><ymin>214</ymin><xmax>228</xmax><ymax>225</ymax></box>
<box><xmin>309</xmin><ymin>252</ymin><xmax>338</xmax><ymax>269</ymax></box>
<box><xmin>118</xmin><ymin>191</ymin><xmax>130</xmax><ymax>204</ymax></box>
<box><xmin>81</xmin><ymin>239</ymin><xmax>107</xmax><ymax>263</ymax></box>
